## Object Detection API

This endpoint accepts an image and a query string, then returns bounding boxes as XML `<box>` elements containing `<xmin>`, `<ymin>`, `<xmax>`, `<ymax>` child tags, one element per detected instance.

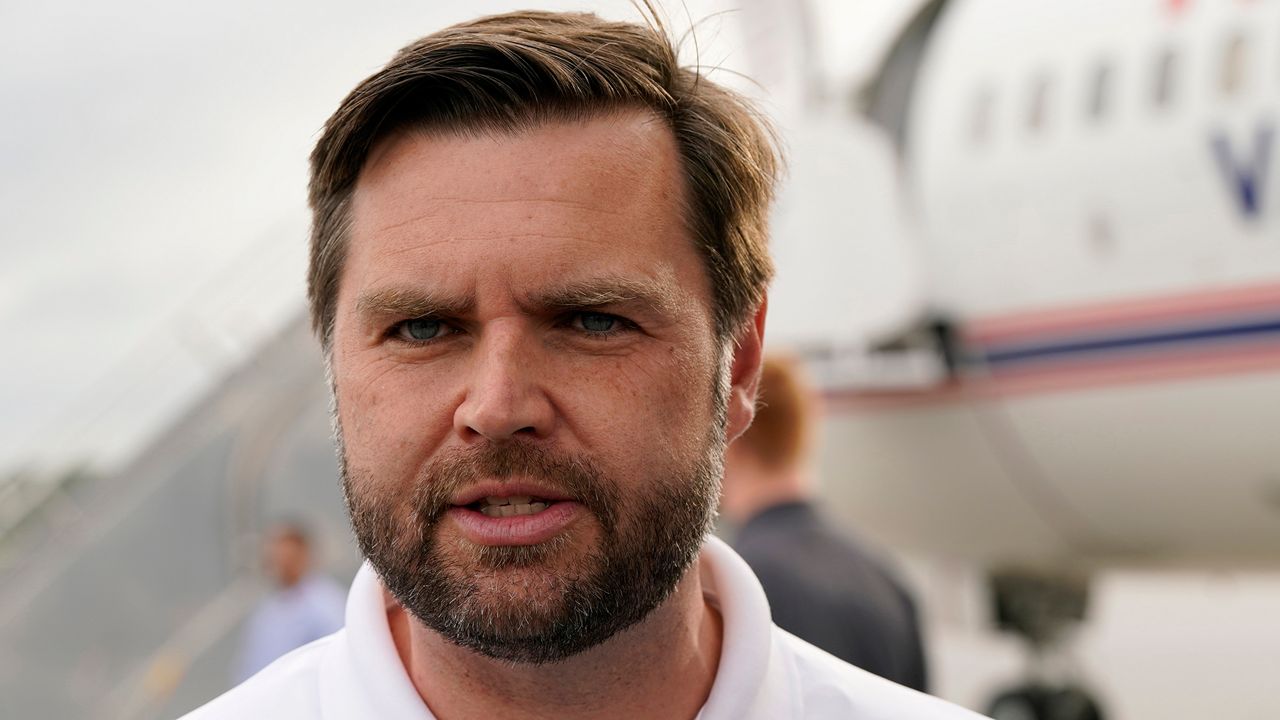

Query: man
<box><xmin>231</xmin><ymin>521</ymin><xmax>345</xmax><ymax>683</ymax></box>
<box><xmin>722</xmin><ymin>356</ymin><xmax>930</xmax><ymax>691</ymax></box>
<box><xmin>186</xmin><ymin>8</ymin><xmax>982</xmax><ymax>719</ymax></box>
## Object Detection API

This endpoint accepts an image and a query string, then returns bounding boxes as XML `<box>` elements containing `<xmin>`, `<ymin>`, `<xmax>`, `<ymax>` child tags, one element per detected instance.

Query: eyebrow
<box><xmin>527</xmin><ymin>277</ymin><xmax>682</xmax><ymax>318</ymax></box>
<box><xmin>355</xmin><ymin>287</ymin><xmax>473</xmax><ymax>321</ymax></box>
<box><xmin>353</xmin><ymin>277</ymin><xmax>683</xmax><ymax>325</ymax></box>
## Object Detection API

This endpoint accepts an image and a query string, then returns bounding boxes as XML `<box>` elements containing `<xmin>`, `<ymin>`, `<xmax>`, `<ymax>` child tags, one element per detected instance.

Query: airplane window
<box><xmin>1220</xmin><ymin>33</ymin><xmax>1248</xmax><ymax>96</ymax></box>
<box><xmin>1027</xmin><ymin>73</ymin><xmax>1052</xmax><ymax>132</ymax></box>
<box><xmin>970</xmin><ymin>86</ymin><xmax>994</xmax><ymax>144</ymax></box>
<box><xmin>1088</xmin><ymin>62</ymin><xmax>1113</xmax><ymax>120</ymax></box>
<box><xmin>1153</xmin><ymin>48</ymin><xmax>1179</xmax><ymax>108</ymax></box>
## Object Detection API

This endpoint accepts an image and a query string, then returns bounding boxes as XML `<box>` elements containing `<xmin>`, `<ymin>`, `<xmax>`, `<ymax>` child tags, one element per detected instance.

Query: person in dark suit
<box><xmin>721</xmin><ymin>355</ymin><xmax>930</xmax><ymax>692</ymax></box>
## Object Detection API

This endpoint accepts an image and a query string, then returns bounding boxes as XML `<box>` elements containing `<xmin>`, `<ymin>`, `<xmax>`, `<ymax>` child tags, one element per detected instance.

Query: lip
<box><xmin>448</xmin><ymin>480</ymin><xmax>577</xmax><ymax>508</ymax></box>
<box><xmin>446</xmin><ymin>502</ymin><xmax>583</xmax><ymax>546</ymax></box>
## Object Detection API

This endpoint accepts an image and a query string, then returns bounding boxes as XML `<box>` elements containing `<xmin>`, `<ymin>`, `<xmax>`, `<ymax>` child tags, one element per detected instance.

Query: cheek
<box><xmin>335</xmin><ymin>360</ymin><xmax>453</xmax><ymax>471</ymax></box>
<box><xmin>579</xmin><ymin>345</ymin><xmax>719</xmax><ymax>468</ymax></box>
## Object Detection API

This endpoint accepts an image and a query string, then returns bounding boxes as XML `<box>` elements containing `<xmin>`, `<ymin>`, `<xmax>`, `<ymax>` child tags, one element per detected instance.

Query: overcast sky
<box><xmin>0</xmin><ymin>0</ymin><xmax>916</xmax><ymax>474</ymax></box>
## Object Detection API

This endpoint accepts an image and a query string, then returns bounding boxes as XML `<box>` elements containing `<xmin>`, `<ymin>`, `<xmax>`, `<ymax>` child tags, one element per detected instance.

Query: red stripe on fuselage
<box><xmin>823</xmin><ymin>337</ymin><xmax>1280</xmax><ymax>413</ymax></box>
<box><xmin>966</xmin><ymin>282</ymin><xmax>1280</xmax><ymax>345</ymax></box>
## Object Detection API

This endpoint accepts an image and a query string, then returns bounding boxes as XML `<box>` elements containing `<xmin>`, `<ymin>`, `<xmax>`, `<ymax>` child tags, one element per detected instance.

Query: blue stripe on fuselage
<box><xmin>975</xmin><ymin>316</ymin><xmax>1280</xmax><ymax>367</ymax></box>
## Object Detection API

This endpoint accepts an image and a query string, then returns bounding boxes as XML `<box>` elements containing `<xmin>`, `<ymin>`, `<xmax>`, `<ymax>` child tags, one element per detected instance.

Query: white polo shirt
<box><xmin>183</xmin><ymin>536</ymin><xmax>985</xmax><ymax>719</ymax></box>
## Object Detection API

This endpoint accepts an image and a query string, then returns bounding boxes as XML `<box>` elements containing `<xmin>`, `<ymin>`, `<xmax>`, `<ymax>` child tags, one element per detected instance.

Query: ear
<box><xmin>724</xmin><ymin>297</ymin><xmax>767</xmax><ymax>443</ymax></box>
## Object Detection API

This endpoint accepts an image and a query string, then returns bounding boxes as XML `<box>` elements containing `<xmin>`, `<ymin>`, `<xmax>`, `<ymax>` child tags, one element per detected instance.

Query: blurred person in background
<box><xmin>232</xmin><ymin>520</ymin><xmax>345</xmax><ymax>683</ymax></box>
<box><xmin>721</xmin><ymin>355</ymin><xmax>929</xmax><ymax>692</ymax></box>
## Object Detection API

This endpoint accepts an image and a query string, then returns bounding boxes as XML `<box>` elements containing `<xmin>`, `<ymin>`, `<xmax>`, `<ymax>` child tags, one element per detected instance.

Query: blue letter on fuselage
<box><xmin>1212</xmin><ymin>123</ymin><xmax>1273</xmax><ymax>220</ymax></box>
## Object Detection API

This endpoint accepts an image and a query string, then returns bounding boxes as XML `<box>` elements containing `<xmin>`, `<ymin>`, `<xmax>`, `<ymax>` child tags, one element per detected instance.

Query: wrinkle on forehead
<box><xmin>372</xmin><ymin>232</ymin><xmax>606</xmax><ymax>261</ymax></box>
<box><xmin>370</xmin><ymin>197</ymin><xmax>627</xmax><ymax>240</ymax></box>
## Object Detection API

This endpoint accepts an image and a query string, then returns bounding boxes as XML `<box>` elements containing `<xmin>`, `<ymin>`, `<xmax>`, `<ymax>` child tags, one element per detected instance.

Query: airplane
<box><xmin>753</xmin><ymin>0</ymin><xmax>1280</xmax><ymax>717</ymax></box>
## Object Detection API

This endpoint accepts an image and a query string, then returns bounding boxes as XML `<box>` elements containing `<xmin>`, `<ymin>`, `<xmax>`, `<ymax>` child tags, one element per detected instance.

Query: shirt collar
<box><xmin>696</xmin><ymin>535</ymin><xmax>793</xmax><ymax>720</ymax></box>
<box><xmin>319</xmin><ymin>562</ymin><xmax>434</xmax><ymax>719</ymax></box>
<box><xmin>320</xmin><ymin>535</ymin><xmax>786</xmax><ymax>720</ymax></box>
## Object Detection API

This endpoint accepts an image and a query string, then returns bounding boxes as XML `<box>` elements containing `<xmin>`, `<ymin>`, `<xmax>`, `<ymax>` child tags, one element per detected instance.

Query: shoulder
<box><xmin>301</xmin><ymin>575</ymin><xmax>348</xmax><ymax>613</ymax></box>
<box><xmin>298</xmin><ymin>573</ymin><xmax>347</xmax><ymax>603</ymax></box>
<box><xmin>180</xmin><ymin>633</ymin><xmax>337</xmax><ymax>719</ymax></box>
<box><xmin>773</xmin><ymin>629</ymin><xmax>986</xmax><ymax>719</ymax></box>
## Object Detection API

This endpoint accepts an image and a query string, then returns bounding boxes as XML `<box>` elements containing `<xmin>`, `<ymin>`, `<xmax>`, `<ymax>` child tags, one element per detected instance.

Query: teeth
<box><xmin>479</xmin><ymin>501</ymin><xmax>552</xmax><ymax>518</ymax></box>
<box><xmin>484</xmin><ymin>495</ymin><xmax>534</xmax><ymax>506</ymax></box>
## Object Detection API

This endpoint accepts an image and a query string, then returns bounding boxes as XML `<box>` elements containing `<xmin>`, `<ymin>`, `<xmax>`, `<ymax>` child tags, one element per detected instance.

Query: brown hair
<box><xmin>307</xmin><ymin>9</ymin><xmax>779</xmax><ymax>350</ymax></box>
<box><xmin>737</xmin><ymin>355</ymin><xmax>815</xmax><ymax>470</ymax></box>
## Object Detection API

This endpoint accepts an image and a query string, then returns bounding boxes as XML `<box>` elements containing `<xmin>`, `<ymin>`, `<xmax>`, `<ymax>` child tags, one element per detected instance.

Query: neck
<box><xmin>278</xmin><ymin>571</ymin><xmax>305</xmax><ymax>589</ymax></box>
<box><xmin>721</xmin><ymin>461</ymin><xmax>810</xmax><ymax>525</ymax></box>
<box><xmin>387</xmin><ymin>556</ymin><xmax>723</xmax><ymax>720</ymax></box>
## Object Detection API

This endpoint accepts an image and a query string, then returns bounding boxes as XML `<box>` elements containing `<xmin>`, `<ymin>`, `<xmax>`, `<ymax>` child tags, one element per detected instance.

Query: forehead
<box><xmin>341</xmin><ymin>110</ymin><xmax>710</xmax><ymax>313</ymax></box>
<box><xmin>361</xmin><ymin>109</ymin><xmax>683</xmax><ymax>202</ymax></box>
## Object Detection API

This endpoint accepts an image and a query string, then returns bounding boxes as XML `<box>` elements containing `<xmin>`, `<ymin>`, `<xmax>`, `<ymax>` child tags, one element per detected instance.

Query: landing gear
<box><xmin>988</xmin><ymin>684</ymin><xmax>1104</xmax><ymax>720</ymax></box>
<box><xmin>983</xmin><ymin>570</ymin><xmax>1107</xmax><ymax>720</ymax></box>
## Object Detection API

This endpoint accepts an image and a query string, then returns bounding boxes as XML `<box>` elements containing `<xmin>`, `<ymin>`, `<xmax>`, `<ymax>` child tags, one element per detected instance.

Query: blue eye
<box><xmin>579</xmin><ymin>313</ymin><xmax>617</xmax><ymax>333</ymax></box>
<box><xmin>401</xmin><ymin>318</ymin><xmax>445</xmax><ymax>340</ymax></box>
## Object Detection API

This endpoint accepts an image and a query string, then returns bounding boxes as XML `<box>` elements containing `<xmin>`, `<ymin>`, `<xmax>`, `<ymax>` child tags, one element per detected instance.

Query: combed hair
<box><xmin>737</xmin><ymin>355</ymin><xmax>814</xmax><ymax>470</ymax></box>
<box><xmin>307</xmin><ymin>9</ymin><xmax>779</xmax><ymax>349</ymax></box>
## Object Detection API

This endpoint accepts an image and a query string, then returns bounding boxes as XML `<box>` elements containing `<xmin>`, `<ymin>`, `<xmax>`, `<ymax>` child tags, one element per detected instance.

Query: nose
<box><xmin>453</xmin><ymin>323</ymin><xmax>555</xmax><ymax>442</ymax></box>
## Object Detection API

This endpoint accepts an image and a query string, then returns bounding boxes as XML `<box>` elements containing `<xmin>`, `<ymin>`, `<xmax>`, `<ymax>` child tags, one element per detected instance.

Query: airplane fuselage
<box><xmin>810</xmin><ymin>0</ymin><xmax>1280</xmax><ymax>571</ymax></box>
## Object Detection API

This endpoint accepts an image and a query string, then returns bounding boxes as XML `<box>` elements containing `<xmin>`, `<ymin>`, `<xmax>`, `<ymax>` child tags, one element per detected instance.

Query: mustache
<box><xmin>411</xmin><ymin>442</ymin><xmax>620</xmax><ymax>532</ymax></box>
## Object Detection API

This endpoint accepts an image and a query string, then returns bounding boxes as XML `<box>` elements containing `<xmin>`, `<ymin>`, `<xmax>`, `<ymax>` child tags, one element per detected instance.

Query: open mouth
<box><xmin>467</xmin><ymin>495</ymin><xmax>558</xmax><ymax>518</ymax></box>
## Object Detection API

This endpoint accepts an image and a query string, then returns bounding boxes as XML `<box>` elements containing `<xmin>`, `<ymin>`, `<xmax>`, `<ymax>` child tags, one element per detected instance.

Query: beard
<box><xmin>338</xmin><ymin>415</ymin><xmax>725</xmax><ymax>665</ymax></box>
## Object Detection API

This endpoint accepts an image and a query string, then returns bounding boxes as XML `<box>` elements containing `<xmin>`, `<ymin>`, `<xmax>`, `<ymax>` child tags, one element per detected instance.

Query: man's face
<box><xmin>330</xmin><ymin>110</ymin><xmax>760</xmax><ymax>663</ymax></box>
<box><xmin>264</xmin><ymin>532</ymin><xmax>308</xmax><ymax>589</ymax></box>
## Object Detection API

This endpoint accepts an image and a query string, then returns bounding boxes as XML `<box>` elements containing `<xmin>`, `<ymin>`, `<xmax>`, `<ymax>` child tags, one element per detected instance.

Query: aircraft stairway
<box><xmin>0</xmin><ymin>318</ymin><xmax>357</xmax><ymax>720</ymax></box>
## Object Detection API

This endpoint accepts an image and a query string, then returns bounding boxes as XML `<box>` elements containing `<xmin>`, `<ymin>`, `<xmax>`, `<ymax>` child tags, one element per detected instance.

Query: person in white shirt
<box><xmin>231</xmin><ymin>520</ymin><xmax>345</xmax><ymax>684</ymax></box>
<box><xmin>185</xmin><ymin>7</ymin><xmax>985</xmax><ymax>719</ymax></box>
